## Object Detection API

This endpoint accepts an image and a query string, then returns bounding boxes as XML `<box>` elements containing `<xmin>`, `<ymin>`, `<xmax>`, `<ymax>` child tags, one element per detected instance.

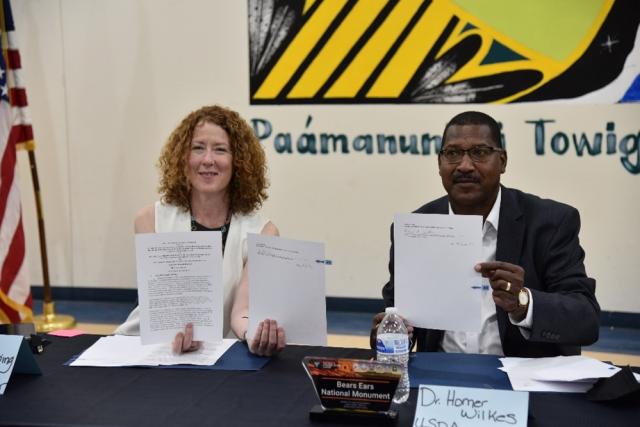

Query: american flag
<box><xmin>0</xmin><ymin>0</ymin><xmax>33</xmax><ymax>323</ymax></box>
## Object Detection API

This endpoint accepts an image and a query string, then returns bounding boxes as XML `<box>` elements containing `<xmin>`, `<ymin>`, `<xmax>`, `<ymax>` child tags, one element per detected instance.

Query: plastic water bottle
<box><xmin>376</xmin><ymin>307</ymin><xmax>410</xmax><ymax>404</ymax></box>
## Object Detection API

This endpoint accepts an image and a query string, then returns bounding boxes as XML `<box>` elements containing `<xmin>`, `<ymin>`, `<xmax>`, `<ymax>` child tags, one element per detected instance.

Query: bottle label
<box><xmin>376</xmin><ymin>333</ymin><xmax>409</xmax><ymax>355</ymax></box>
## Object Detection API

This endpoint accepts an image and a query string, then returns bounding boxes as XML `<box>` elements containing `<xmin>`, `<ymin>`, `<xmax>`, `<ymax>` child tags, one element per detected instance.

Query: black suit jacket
<box><xmin>382</xmin><ymin>186</ymin><xmax>600</xmax><ymax>357</ymax></box>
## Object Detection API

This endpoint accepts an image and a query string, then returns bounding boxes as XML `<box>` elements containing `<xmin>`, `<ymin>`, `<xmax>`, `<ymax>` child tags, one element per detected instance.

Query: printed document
<box><xmin>135</xmin><ymin>231</ymin><xmax>223</xmax><ymax>345</ymax></box>
<box><xmin>247</xmin><ymin>234</ymin><xmax>327</xmax><ymax>345</ymax></box>
<box><xmin>394</xmin><ymin>213</ymin><xmax>483</xmax><ymax>332</ymax></box>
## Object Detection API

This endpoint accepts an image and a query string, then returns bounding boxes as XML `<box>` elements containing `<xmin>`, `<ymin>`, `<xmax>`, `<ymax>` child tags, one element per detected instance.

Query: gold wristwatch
<box><xmin>518</xmin><ymin>288</ymin><xmax>530</xmax><ymax>308</ymax></box>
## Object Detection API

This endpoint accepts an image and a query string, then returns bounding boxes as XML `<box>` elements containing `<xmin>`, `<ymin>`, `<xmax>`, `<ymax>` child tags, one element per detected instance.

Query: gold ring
<box><xmin>505</xmin><ymin>282</ymin><xmax>512</xmax><ymax>292</ymax></box>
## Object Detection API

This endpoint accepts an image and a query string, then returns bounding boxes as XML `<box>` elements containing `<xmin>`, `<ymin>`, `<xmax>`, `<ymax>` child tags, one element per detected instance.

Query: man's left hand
<box><xmin>475</xmin><ymin>261</ymin><xmax>527</xmax><ymax>321</ymax></box>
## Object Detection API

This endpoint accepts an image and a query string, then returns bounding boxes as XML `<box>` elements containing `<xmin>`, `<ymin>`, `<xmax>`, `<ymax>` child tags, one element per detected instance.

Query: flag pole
<box><xmin>28</xmin><ymin>146</ymin><xmax>75</xmax><ymax>332</ymax></box>
<box><xmin>0</xmin><ymin>0</ymin><xmax>73</xmax><ymax>330</ymax></box>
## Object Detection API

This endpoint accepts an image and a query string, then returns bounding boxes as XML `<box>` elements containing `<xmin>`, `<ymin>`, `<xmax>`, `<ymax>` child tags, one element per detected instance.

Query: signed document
<box><xmin>70</xmin><ymin>335</ymin><xmax>236</xmax><ymax>367</ymax></box>
<box><xmin>135</xmin><ymin>231</ymin><xmax>223</xmax><ymax>345</ymax></box>
<box><xmin>394</xmin><ymin>213</ymin><xmax>483</xmax><ymax>332</ymax></box>
<box><xmin>247</xmin><ymin>234</ymin><xmax>327</xmax><ymax>346</ymax></box>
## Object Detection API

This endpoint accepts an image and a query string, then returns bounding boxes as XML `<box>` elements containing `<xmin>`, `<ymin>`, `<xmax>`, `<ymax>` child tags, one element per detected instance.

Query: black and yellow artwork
<box><xmin>248</xmin><ymin>0</ymin><xmax>640</xmax><ymax>104</ymax></box>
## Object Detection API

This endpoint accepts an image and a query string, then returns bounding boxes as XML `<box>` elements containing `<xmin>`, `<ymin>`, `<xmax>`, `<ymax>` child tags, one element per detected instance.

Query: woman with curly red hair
<box><xmin>116</xmin><ymin>105</ymin><xmax>285</xmax><ymax>356</ymax></box>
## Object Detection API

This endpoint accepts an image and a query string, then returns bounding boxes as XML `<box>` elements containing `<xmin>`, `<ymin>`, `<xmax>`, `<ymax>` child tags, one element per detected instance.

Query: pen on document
<box><xmin>471</xmin><ymin>284</ymin><xmax>490</xmax><ymax>290</ymax></box>
<box><xmin>315</xmin><ymin>259</ymin><xmax>333</xmax><ymax>265</ymax></box>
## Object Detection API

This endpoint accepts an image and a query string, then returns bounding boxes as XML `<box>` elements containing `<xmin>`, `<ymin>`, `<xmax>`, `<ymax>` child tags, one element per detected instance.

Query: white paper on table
<box><xmin>70</xmin><ymin>335</ymin><xmax>156</xmax><ymax>367</ymax></box>
<box><xmin>394</xmin><ymin>213</ymin><xmax>483</xmax><ymax>332</ymax></box>
<box><xmin>70</xmin><ymin>335</ymin><xmax>236</xmax><ymax>367</ymax></box>
<box><xmin>139</xmin><ymin>339</ymin><xmax>235</xmax><ymax>366</ymax></box>
<box><xmin>135</xmin><ymin>231</ymin><xmax>223</xmax><ymax>345</ymax></box>
<box><xmin>247</xmin><ymin>234</ymin><xmax>327</xmax><ymax>346</ymax></box>
<box><xmin>502</xmin><ymin>374</ymin><xmax>594</xmax><ymax>393</ymax></box>
<box><xmin>529</xmin><ymin>355</ymin><xmax>620</xmax><ymax>382</ymax></box>
<box><xmin>498</xmin><ymin>356</ymin><xmax>623</xmax><ymax>393</ymax></box>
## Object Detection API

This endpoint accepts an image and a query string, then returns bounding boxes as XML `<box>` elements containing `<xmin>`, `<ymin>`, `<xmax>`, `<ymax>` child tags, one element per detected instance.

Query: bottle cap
<box><xmin>385</xmin><ymin>307</ymin><xmax>398</xmax><ymax>314</ymax></box>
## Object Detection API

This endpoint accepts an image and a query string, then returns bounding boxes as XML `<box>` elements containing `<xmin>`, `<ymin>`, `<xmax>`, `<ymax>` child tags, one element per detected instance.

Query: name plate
<box><xmin>303</xmin><ymin>356</ymin><xmax>401</xmax><ymax>413</ymax></box>
<box><xmin>414</xmin><ymin>384</ymin><xmax>529</xmax><ymax>427</ymax></box>
<box><xmin>0</xmin><ymin>334</ymin><xmax>42</xmax><ymax>395</ymax></box>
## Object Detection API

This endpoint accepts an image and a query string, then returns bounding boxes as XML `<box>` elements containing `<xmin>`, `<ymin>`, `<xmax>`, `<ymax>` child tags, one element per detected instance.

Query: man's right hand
<box><xmin>370</xmin><ymin>312</ymin><xmax>385</xmax><ymax>350</ymax></box>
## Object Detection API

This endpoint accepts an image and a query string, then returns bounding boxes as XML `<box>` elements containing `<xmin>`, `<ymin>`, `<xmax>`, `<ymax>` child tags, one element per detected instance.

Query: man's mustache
<box><xmin>452</xmin><ymin>173</ymin><xmax>480</xmax><ymax>184</ymax></box>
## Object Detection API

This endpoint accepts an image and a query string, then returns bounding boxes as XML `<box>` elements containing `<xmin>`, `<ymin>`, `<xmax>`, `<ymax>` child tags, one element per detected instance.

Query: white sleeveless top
<box><xmin>114</xmin><ymin>201</ymin><xmax>268</xmax><ymax>338</ymax></box>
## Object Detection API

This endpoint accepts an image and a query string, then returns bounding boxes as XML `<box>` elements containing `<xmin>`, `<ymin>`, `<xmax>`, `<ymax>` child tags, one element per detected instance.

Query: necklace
<box><xmin>190</xmin><ymin>219</ymin><xmax>228</xmax><ymax>232</ymax></box>
<box><xmin>190</xmin><ymin>209</ymin><xmax>230</xmax><ymax>232</ymax></box>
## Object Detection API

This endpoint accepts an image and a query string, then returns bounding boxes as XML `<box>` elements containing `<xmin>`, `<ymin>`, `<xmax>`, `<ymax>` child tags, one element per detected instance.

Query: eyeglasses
<box><xmin>439</xmin><ymin>145</ymin><xmax>504</xmax><ymax>163</ymax></box>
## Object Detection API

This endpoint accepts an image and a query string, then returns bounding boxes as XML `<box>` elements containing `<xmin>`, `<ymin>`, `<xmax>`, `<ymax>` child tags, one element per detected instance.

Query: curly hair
<box><xmin>157</xmin><ymin>105</ymin><xmax>268</xmax><ymax>215</ymax></box>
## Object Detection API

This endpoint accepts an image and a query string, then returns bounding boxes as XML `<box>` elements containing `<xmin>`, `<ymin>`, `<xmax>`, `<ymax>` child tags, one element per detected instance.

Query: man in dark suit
<box><xmin>373</xmin><ymin>111</ymin><xmax>599</xmax><ymax>357</ymax></box>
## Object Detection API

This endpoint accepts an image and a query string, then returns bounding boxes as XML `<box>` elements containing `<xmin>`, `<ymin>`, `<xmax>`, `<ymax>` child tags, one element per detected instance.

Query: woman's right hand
<box><xmin>172</xmin><ymin>323</ymin><xmax>202</xmax><ymax>354</ymax></box>
<box><xmin>247</xmin><ymin>319</ymin><xmax>286</xmax><ymax>356</ymax></box>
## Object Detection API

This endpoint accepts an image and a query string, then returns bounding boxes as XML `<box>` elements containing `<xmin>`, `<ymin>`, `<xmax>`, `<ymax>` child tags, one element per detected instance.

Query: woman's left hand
<box><xmin>247</xmin><ymin>319</ymin><xmax>286</xmax><ymax>356</ymax></box>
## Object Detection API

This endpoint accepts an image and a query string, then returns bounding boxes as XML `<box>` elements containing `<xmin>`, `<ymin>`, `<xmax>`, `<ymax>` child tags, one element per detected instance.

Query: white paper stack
<box><xmin>499</xmin><ymin>355</ymin><xmax>640</xmax><ymax>392</ymax></box>
<box><xmin>70</xmin><ymin>335</ymin><xmax>236</xmax><ymax>367</ymax></box>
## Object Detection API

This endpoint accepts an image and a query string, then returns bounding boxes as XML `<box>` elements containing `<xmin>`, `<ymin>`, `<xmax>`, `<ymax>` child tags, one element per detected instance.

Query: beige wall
<box><xmin>14</xmin><ymin>1</ymin><xmax>640</xmax><ymax>312</ymax></box>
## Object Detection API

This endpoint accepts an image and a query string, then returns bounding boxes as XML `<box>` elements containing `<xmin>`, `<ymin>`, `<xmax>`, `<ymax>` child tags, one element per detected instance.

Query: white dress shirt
<box><xmin>440</xmin><ymin>188</ymin><xmax>533</xmax><ymax>355</ymax></box>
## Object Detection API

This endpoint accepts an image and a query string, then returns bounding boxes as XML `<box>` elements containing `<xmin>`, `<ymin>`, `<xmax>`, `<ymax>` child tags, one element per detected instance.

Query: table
<box><xmin>0</xmin><ymin>335</ymin><xmax>638</xmax><ymax>426</ymax></box>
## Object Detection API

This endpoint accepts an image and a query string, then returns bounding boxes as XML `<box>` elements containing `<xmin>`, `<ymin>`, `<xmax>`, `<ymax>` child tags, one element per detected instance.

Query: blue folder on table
<box><xmin>168</xmin><ymin>341</ymin><xmax>269</xmax><ymax>371</ymax></box>
<box><xmin>408</xmin><ymin>352</ymin><xmax>511</xmax><ymax>390</ymax></box>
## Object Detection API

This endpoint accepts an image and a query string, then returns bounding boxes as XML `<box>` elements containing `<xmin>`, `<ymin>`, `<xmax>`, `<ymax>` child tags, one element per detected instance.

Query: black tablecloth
<box><xmin>0</xmin><ymin>335</ymin><xmax>638</xmax><ymax>426</ymax></box>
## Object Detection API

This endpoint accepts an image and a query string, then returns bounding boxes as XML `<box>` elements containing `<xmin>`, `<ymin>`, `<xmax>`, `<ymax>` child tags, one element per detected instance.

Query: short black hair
<box><xmin>442</xmin><ymin>111</ymin><xmax>502</xmax><ymax>148</ymax></box>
